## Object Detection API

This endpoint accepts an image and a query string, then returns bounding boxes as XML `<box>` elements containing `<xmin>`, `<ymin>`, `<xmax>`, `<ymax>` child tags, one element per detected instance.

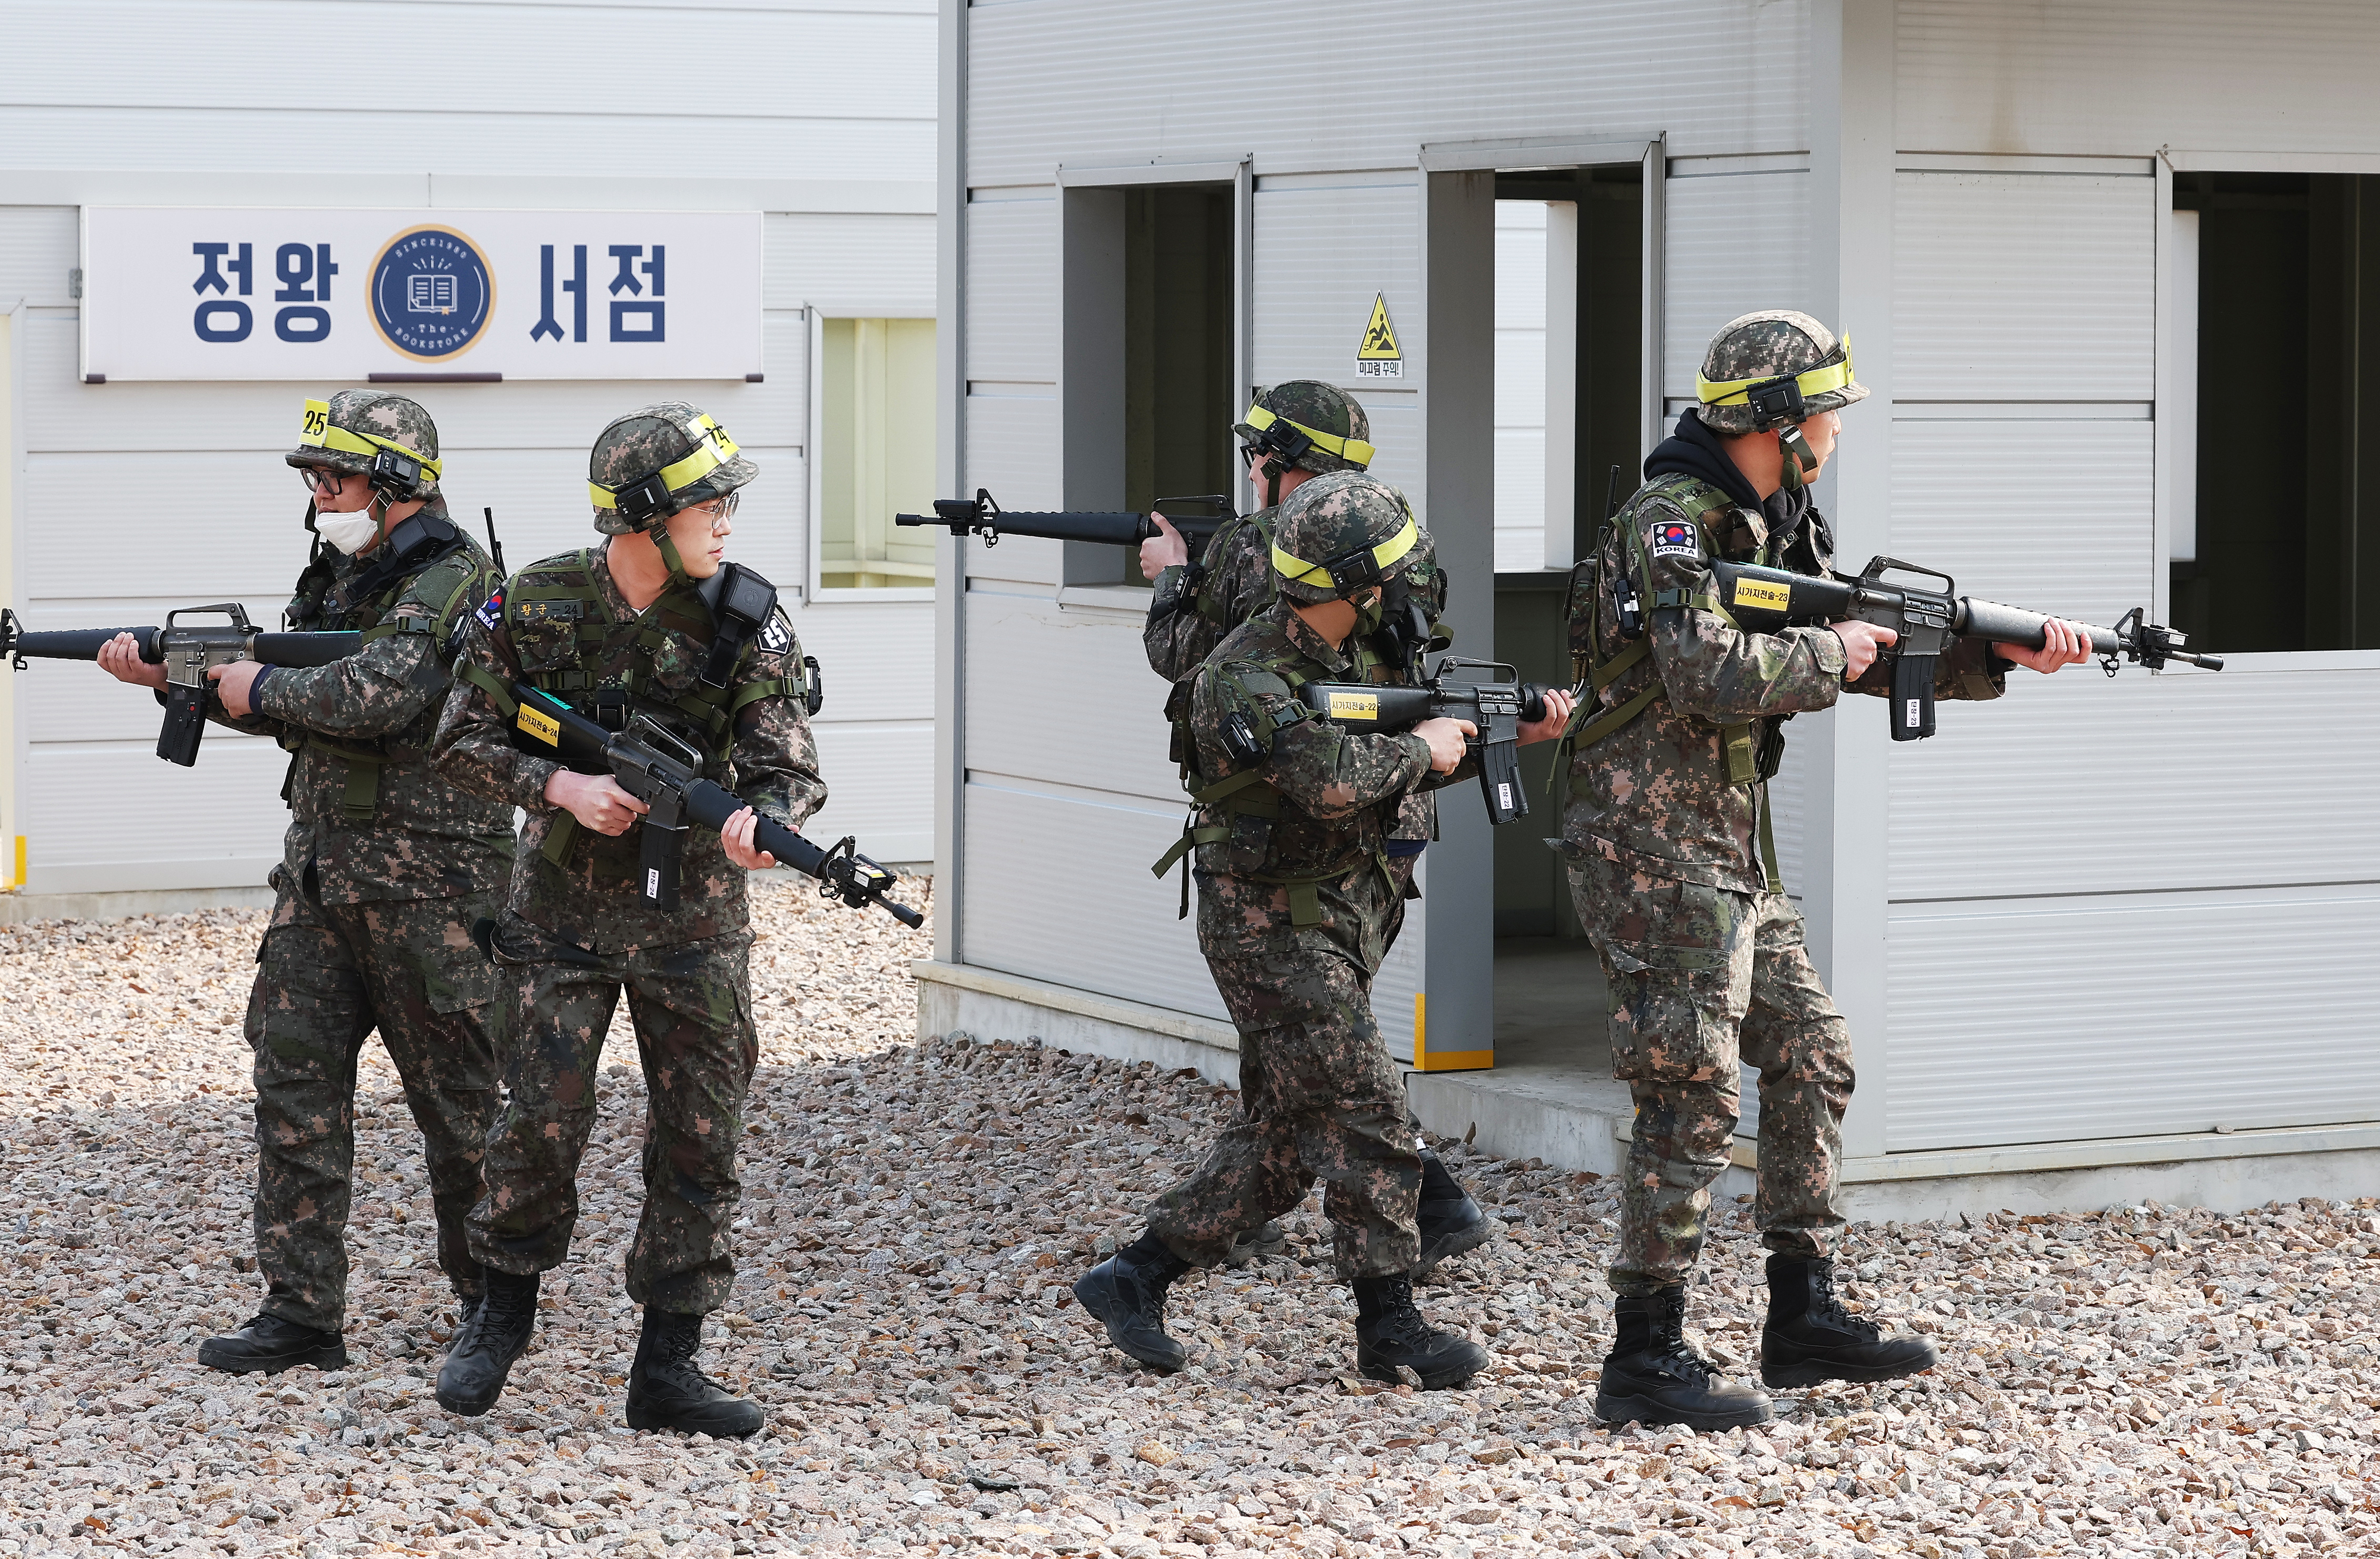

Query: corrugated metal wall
<box><xmin>1</xmin><ymin>1</ymin><xmax>938</xmax><ymax>896</ymax></box>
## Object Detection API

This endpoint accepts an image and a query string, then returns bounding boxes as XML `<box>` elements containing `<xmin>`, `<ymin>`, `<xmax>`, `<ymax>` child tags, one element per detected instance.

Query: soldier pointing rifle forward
<box><xmin>431</xmin><ymin>404</ymin><xmax>825</xmax><ymax>1436</ymax></box>
<box><xmin>1561</xmin><ymin>312</ymin><xmax>2094</xmax><ymax>1429</ymax></box>
<box><xmin>1079</xmin><ymin>473</ymin><xmax>1572</xmax><ymax>1387</ymax></box>
<box><xmin>96</xmin><ymin>391</ymin><xmax>513</xmax><ymax>1375</ymax></box>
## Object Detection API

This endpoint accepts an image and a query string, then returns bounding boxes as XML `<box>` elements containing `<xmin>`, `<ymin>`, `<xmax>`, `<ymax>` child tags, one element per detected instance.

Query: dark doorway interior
<box><xmin>1113</xmin><ymin>184</ymin><xmax>1235</xmax><ymax>586</ymax></box>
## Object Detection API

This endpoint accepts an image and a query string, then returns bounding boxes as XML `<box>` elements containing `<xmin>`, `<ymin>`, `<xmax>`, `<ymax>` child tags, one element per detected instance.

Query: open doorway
<box><xmin>1057</xmin><ymin>178</ymin><xmax>1240</xmax><ymax>588</ymax></box>
<box><xmin>1488</xmin><ymin>162</ymin><xmax>1645</xmax><ymax>1068</ymax></box>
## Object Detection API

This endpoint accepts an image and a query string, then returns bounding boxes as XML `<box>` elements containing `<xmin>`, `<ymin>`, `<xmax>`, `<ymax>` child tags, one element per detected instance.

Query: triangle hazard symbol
<box><xmin>1357</xmin><ymin>294</ymin><xmax>1402</xmax><ymax>360</ymax></box>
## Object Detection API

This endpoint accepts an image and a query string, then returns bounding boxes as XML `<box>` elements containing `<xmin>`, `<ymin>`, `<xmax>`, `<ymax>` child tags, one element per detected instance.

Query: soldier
<box><xmin>97</xmin><ymin>391</ymin><xmax>512</xmax><ymax>1374</ymax></box>
<box><xmin>1139</xmin><ymin>382</ymin><xmax>1491</xmax><ymax>1276</ymax></box>
<box><xmin>1560</xmin><ymin>312</ymin><xmax>2092</xmax><ymax>1429</ymax></box>
<box><xmin>1081</xmin><ymin>472</ymin><xmax>1573</xmax><ymax>1387</ymax></box>
<box><xmin>430</xmin><ymin>403</ymin><xmax>823</xmax><ymax>1438</ymax></box>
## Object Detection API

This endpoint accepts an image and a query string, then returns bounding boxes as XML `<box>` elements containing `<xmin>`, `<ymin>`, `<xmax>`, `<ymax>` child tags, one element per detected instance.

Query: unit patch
<box><xmin>1649</xmin><ymin>520</ymin><xmax>1702</xmax><ymax>561</ymax></box>
<box><xmin>757</xmin><ymin>608</ymin><xmax>794</xmax><ymax>656</ymax></box>
<box><xmin>472</xmin><ymin>588</ymin><xmax>505</xmax><ymax>632</ymax></box>
<box><xmin>515</xmin><ymin>599</ymin><xmax>584</xmax><ymax>623</ymax></box>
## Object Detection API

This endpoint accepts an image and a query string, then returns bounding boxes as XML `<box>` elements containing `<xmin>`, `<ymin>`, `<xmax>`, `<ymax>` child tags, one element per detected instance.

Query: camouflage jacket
<box><xmin>1188</xmin><ymin>600</ymin><xmax>1461</xmax><ymax>961</ymax></box>
<box><xmin>1561</xmin><ymin>471</ymin><xmax>2004</xmax><ymax>894</ymax></box>
<box><xmin>432</xmin><ymin>544</ymin><xmax>827</xmax><ymax>955</ymax></box>
<box><xmin>210</xmin><ymin>497</ymin><xmax>514</xmax><ymax>904</ymax></box>
<box><xmin>1151</xmin><ymin>504</ymin><xmax>1442</xmax><ymax>846</ymax></box>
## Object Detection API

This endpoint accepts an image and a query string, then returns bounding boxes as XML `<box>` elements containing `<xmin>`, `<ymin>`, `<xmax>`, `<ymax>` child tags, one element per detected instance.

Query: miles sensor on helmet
<box><xmin>369</xmin><ymin>448</ymin><xmax>424</xmax><ymax>499</ymax></box>
<box><xmin>1245</xmin><ymin>417</ymin><xmax>1314</xmax><ymax>467</ymax></box>
<box><xmin>1744</xmin><ymin>374</ymin><xmax>1807</xmax><ymax>432</ymax></box>
<box><xmin>612</xmin><ymin>470</ymin><xmax>676</xmax><ymax>527</ymax></box>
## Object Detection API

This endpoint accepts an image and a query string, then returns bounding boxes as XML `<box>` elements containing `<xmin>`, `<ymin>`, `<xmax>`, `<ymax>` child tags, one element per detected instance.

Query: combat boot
<box><xmin>197</xmin><ymin>1314</ymin><xmax>349</xmax><ymax>1375</ymax></box>
<box><xmin>1223</xmin><ymin>1221</ymin><xmax>1288</xmax><ymax>1266</ymax></box>
<box><xmin>434</xmin><ymin>1269</ymin><xmax>538</xmax><ymax>1417</ymax></box>
<box><xmin>1416</xmin><ymin>1151</ymin><xmax>1493</xmax><ymax>1271</ymax></box>
<box><xmin>1595</xmin><ymin>1287</ymin><xmax>1773</xmax><ymax>1431</ymax></box>
<box><xmin>1073</xmin><ymin>1232</ymin><xmax>1192</xmax><ymax>1372</ymax></box>
<box><xmin>1352</xmin><ymin>1273</ymin><xmax>1490</xmax><ymax>1389</ymax></box>
<box><xmin>624</xmin><ymin>1309</ymin><xmax>765</xmax><ymax>1438</ymax></box>
<box><xmin>1760</xmin><ymin>1253</ymin><xmax>1940</xmax><ymax>1389</ymax></box>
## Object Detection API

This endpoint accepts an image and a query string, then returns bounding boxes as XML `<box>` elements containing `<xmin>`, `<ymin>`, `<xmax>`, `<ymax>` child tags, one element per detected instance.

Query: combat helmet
<box><xmin>286</xmin><ymin>390</ymin><xmax>442</xmax><ymax>501</ymax></box>
<box><xmin>1270</xmin><ymin>470</ymin><xmax>1421</xmax><ymax>605</ymax></box>
<box><xmin>1693</xmin><ymin>311</ymin><xmax>1864</xmax><ymax>491</ymax></box>
<box><xmin>587</xmin><ymin>402</ymin><xmax>757</xmax><ymax>580</ymax></box>
<box><xmin>1234</xmin><ymin>381</ymin><xmax>1374</xmax><ymax>509</ymax></box>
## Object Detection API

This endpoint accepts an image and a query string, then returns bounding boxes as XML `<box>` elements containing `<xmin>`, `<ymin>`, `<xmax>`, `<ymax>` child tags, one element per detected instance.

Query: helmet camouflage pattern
<box><xmin>1694</xmin><ymin>310</ymin><xmax>1868</xmax><ymax>433</ymax></box>
<box><xmin>589</xmin><ymin>401</ymin><xmax>758</xmax><ymax>536</ymax></box>
<box><xmin>1233</xmin><ymin>381</ymin><xmax>1373</xmax><ymax>476</ymax></box>
<box><xmin>1271</xmin><ymin>470</ymin><xmax>1421</xmax><ymax>604</ymax></box>
<box><xmin>284</xmin><ymin>390</ymin><xmax>441</xmax><ymax>494</ymax></box>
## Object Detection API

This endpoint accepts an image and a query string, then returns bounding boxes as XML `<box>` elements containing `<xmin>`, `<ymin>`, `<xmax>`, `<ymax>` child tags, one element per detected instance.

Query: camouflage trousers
<box><xmin>1568</xmin><ymin>853</ymin><xmax>1855</xmax><ymax>1296</ymax></box>
<box><xmin>1148</xmin><ymin>940</ymin><xmax>1423</xmax><ymax>1280</ymax></box>
<box><xmin>469</xmin><ymin>917</ymin><xmax>757</xmax><ymax>1315</ymax></box>
<box><xmin>243</xmin><ymin>861</ymin><xmax>504</xmax><ymax>1335</ymax></box>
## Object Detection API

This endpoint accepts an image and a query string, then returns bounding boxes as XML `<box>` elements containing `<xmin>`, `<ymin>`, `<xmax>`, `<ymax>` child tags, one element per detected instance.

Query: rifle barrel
<box><xmin>5</xmin><ymin>626</ymin><xmax>163</xmax><ymax>663</ymax></box>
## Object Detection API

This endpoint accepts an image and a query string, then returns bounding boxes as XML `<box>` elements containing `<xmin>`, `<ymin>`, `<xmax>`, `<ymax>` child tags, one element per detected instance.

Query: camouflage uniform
<box><xmin>1561</xmin><ymin>315</ymin><xmax>2008</xmax><ymax>1296</ymax></box>
<box><xmin>432</xmin><ymin>406</ymin><xmax>825</xmax><ymax>1315</ymax></box>
<box><xmin>227</xmin><ymin>391</ymin><xmax>513</xmax><ymax>1334</ymax></box>
<box><xmin>1148</xmin><ymin>475</ymin><xmax>1464</xmax><ymax>1280</ymax></box>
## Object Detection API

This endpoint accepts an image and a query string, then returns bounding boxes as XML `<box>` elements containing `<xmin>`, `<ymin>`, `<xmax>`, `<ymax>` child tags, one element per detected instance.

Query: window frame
<box><xmin>806</xmin><ymin>303</ymin><xmax>940</xmax><ymax>604</ymax></box>
<box><xmin>2157</xmin><ymin>148</ymin><xmax>2380</xmax><ymax>674</ymax></box>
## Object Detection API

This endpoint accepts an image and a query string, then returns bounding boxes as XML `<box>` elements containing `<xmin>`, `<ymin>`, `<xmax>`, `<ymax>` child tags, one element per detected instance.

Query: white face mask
<box><xmin>314</xmin><ymin>500</ymin><xmax>384</xmax><ymax>556</ymax></box>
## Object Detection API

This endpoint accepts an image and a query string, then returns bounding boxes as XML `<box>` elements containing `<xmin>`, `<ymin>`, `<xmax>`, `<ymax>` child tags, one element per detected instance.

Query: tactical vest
<box><xmin>1554</xmin><ymin>473</ymin><xmax>1796</xmax><ymax>888</ymax></box>
<box><xmin>469</xmin><ymin>550</ymin><xmax>800</xmax><ymax>875</ymax></box>
<box><xmin>279</xmin><ymin>526</ymin><xmax>491</xmax><ymax>824</ymax></box>
<box><xmin>1151</xmin><ymin>633</ymin><xmax>1404</xmax><ymax>927</ymax></box>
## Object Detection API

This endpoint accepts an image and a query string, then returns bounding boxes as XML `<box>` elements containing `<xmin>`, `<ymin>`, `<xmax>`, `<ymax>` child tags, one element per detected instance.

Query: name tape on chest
<box><xmin>1649</xmin><ymin>520</ymin><xmax>1702</xmax><ymax>562</ymax></box>
<box><xmin>516</xmin><ymin>599</ymin><xmax>584</xmax><ymax>623</ymax></box>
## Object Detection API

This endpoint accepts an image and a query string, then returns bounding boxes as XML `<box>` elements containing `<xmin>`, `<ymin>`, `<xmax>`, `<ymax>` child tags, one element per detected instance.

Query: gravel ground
<box><xmin>1</xmin><ymin>880</ymin><xmax>2376</xmax><ymax>1559</ymax></box>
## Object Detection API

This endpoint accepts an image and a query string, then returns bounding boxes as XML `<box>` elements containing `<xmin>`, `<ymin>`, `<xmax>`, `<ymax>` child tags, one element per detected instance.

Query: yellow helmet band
<box><xmin>1695</xmin><ymin>338</ymin><xmax>1856</xmax><ymax>408</ymax></box>
<box><xmin>1241</xmin><ymin>404</ymin><xmax>1376</xmax><ymax>469</ymax></box>
<box><xmin>587</xmin><ymin>413</ymin><xmax>742</xmax><ymax>511</ymax></box>
<box><xmin>298</xmin><ymin>398</ymin><xmax>443</xmax><ymax>478</ymax></box>
<box><xmin>1272</xmin><ymin>512</ymin><xmax>1420</xmax><ymax>593</ymax></box>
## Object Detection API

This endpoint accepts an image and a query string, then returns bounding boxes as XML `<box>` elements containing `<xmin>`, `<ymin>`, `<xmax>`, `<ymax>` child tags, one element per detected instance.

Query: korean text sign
<box><xmin>80</xmin><ymin>208</ymin><xmax>763</xmax><ymax>381</ymax></box>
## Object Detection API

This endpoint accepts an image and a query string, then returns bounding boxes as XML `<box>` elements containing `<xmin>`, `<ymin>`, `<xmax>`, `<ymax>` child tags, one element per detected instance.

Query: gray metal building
<box><xmin>917</xmin><ymin>0</ymin><xmax>2380</xmax><ymax>1214</ymax></box>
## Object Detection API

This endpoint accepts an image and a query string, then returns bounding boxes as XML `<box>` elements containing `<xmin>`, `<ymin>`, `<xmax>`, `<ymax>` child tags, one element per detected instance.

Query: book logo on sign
<box><xmin>1355</xmin><ymin>293</ymin><xmax>1403</xmax><ymax>379</ymax></box>
<box><xmin>369</xmin><ymin>225</ymin><xmax>494</xmax><ymax>361</ymax></box>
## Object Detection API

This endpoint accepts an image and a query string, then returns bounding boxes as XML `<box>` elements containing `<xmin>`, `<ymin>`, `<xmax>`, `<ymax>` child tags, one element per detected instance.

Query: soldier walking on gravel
<box><xmin>1138</xmin><ymin>381</ymin><xmax>1493</xmax><ymax>1277</ymax></box>
<box><xmin>1559</xmin><ymin>312</ymin><xmax>2093</xmax><ymax>1429</ymax></box>
<box><xmin>96</xmin><ymin>391</ymin><xmax>513</xmax><ymax>1375</ymax></box>
<box><xmin>431</xmin><ymin>404</ymin><xmax>825</xmax><ymax>1437</ymax></box>
<box><xmin>1079</xmin><ymin>472</ymin><xmax>1573</xmax><ymax>1388</ymax></box>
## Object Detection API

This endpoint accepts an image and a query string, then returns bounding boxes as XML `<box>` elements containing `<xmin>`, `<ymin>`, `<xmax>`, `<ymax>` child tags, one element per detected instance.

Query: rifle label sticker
<box><xmin>1649</xmin><ymin>521</ymin><xmax>1701</xmax><ymax>561</ymax></box>
<box><xmin>758</xmin><ymin>608</ymin><xmax>793</xmax><ymax>656</ymax></box>
<box><xmin>472</xmin><ymin>588</ymin><xmax>505</xmax><ymax>632</ymax></box>
<box><xmin>516</xmin><ymin>702</ymin><xmax>562</xmax><ymax>748</ymax></box>
<box><xmin>1324</xmin><ymin>689</ymin><xmax>1380</xmax><ymax>721</ymax></box>
<box><xmin>1731</xmin><ymin>576</ymin><xmax>1793</xmax><ymax>612</ymax></box>
<box><xmin>1904</xmin><ymin>699</ymin><xmax>1922</xmax><ymax>729</ymax></box>
<box><xmin>1355</xmin><ymin>293</ymin><xmax>1404</xmax><ymax>379</ymax></box>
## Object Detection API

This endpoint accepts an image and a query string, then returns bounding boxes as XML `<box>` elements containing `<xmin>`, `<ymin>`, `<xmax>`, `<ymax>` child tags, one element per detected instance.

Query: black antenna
<box><xmin>1603</xmin><ymin>464</ymin><xmax>1625</xmax><ymax>520</ymax></box>
<box><xmin>483</xmin><ymin>507</ymin><xmax>506</xmax><ymax>578</ymax></box>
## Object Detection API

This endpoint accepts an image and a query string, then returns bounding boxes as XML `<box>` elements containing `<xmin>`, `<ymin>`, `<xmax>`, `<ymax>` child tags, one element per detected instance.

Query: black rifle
<box><xmin>1706</xmin><ymin>556</ymin><xmax>2225</xmax><ymax>741</ymax></box>
<box><xmin>1</xmin><ymin>604</ymin><xmax>364</xmax><ymax>766</ymax></box>
<box><xmin>896</xmin><ymin>488</ymin><xmax>1234</xmax><ymax>551</ymax></box>
<box><xmin>503</xmin><ymin>680</ymin><xmax>922</xmax><ymax>926</ymax></box>
<box><xmin>1295</xmin><ymin>657</ymin><xmax>1555</xmax><ymax>826</ymax></box>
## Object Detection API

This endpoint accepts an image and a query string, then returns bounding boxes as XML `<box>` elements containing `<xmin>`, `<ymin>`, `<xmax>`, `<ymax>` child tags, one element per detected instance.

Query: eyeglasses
<box><xmin>296</xmin><ymin>467</ymin><xmax>351</xmax><ymax>497</ymax></box>
<box><xmin>679</xmin><ymin>491</ymin><xmax>740</xmax><ymax>531</ymax></box>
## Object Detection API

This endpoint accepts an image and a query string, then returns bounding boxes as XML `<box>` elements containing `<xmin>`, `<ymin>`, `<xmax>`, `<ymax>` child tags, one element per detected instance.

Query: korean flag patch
<box><xmin>757</xmin><ymin>608</ymin><xmax>794</xmax><ymax>657</ymax></box>
<box><xmin>472</xmin><ymin>588</ymin><xmax>505</xmax><ymax>632</ymax></box>
<box><xmin>1648</xmin><ymin>520</ymin><xmax>1702</xmax><ymax>562</ymax></box>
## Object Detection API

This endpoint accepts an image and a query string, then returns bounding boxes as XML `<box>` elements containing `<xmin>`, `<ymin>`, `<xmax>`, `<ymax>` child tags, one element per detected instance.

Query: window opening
<box><xmin>817</xmin><ymin>315</ymin><xmax>938</xmax><ymax>591</ymax></box>
<box><xmin>2171</xmin><ymin>171</ymin><xmax>2380</xmax><ymax>652</ymax></box>
<box><xmin>1117</xmin><ymin>184</ymin><xmax>1234</xmax><ymax>586</ymax></box>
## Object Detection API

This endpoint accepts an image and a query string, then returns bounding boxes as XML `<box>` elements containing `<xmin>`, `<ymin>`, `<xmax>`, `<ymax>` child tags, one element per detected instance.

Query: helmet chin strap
<box><xmin>649</xmin><ymin>517</ymin><xmax>695</xmax><ymax>589</ymax></box>
<box><xmin>1776</xmin><ymin>425</ymin><xmax>1817</xmax><ymax>493</ymax></box>
<box><xmin>1261</xmin><ymin>456</ymin><xmax>1288</xmax><ymax>511</ymax></box>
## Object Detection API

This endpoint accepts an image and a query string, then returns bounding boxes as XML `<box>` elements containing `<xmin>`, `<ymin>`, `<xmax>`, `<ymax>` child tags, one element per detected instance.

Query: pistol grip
<box><xmin>158</xmin><ymin>684</ymin><xmax>208</xmax><ymax>767</ymax></box>
<box><xmin>1890</xmin><ymin>654</ymin><xmax>1939</xmax><ymax>741</ymax></box>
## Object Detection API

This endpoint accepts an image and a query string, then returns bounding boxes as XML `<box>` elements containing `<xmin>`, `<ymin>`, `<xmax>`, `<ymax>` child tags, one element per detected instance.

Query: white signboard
<box><xmin>80</xmin><ymin>208</ymin><xmax>763</xmax><ymax>382</ymax></box>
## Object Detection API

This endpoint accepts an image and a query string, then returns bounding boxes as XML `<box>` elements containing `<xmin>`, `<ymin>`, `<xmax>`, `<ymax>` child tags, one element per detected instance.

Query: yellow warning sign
<box><xmin>1355</xmin><ymin>293</ymin><xmax>1403</xmax><ymax>378</ymax></box>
